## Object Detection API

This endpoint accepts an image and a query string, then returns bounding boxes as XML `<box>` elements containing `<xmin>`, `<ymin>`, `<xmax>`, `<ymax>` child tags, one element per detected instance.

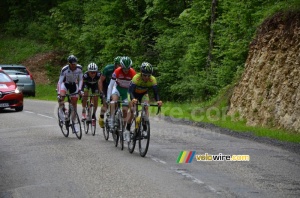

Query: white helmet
<box><xmin>87</xmin><ymin>62</ymin><xmax>98</xmax><ymax>71</ymax></box>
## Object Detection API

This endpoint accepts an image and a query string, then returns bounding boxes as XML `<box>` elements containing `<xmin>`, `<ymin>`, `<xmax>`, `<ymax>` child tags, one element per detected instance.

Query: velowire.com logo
<box><xmin>177</xmin><ymin>151</ymin><xmax>250</xmax><ymax>163</ymax></box>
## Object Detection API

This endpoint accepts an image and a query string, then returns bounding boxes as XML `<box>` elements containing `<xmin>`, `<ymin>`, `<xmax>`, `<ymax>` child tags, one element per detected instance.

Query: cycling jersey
<box><xmin>107</xmin><ymin>67</ymin><xmax>136</xmax><ymax>101</ymax></box>
<box><xmin>128</xmin><ymin>73</ymin><xmax>160</xmax><ymax>101</ymax></box>
<box><xmin>102</xmin><ymin>64</ymin><xmax>115</xmax><ymax>84</ymax></box>
<box><xmin>82</xmin><ymin>71</ymin><xmax>101</xmax><ymax>93</ymax></box>
<box><xmin>58</xmin><ymin>64</ymin><xmax>83</xmax><ymax>94</ymax></box>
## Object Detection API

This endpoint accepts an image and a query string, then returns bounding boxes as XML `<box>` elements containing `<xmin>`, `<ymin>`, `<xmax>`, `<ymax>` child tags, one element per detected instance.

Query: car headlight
<box><xmin>15</xmin><ymin>88</ymin><xmax>21</xmax><ymax>94</ymax></box>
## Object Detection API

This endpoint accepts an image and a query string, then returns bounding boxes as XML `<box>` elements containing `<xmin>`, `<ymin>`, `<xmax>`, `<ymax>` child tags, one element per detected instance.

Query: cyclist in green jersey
<box><xmin>125</xmin><ymin>62</ymin><xmax>163</xmax><ymax>142</ymax></box>
<box><xmin>98</xmin><ymin>56</ymin><xmax>121</xmax><ymax>128</ymax></box>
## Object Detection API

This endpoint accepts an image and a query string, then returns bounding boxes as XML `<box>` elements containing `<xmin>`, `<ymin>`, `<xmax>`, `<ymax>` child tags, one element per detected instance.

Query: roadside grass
<box><xmin>31</xmin><ymin>84</ymin><xmax>300</xmax><ymax>144</ymax></box>
<box><xmin>0</xmin><ymin>36</ymin><xmax>50</xmax><ymax>63</ymax></box>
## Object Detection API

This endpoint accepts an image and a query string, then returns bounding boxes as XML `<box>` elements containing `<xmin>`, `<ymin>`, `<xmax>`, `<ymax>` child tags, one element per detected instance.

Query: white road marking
<box><xmin>37</xmin><ymin>113</ymin><xmax>54</xmax><ymax>119</ymax></box>
<box><xmin>24</xmin><ymin>111</ymin><xmax>34</xmax><ymax>113</ymax></box>
<box><xmin>24</xmin><ymin>111</ymin><xmax>54</xmax><ymax>119</ymax></box>
<box><xmin>150</xmin><ymin>156</ymin><xmax>167</xmax><ymax>164</ymax></box>
<box><xmin>174</xmin><ymin>168</ymin><xmax>220</xmax><ymax>194</ymax></box>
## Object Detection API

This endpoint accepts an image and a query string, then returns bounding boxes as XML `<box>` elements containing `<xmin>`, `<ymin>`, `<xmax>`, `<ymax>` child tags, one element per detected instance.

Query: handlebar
<box><xmin>135</xmin><ymin>102</ymin><xmax>161</xmax><ymax>115</ymax></box>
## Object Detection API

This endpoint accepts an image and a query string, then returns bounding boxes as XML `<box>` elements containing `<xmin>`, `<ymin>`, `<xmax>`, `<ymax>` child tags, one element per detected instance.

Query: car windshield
<box><xmin>0</xmin><ymin>73</ymin><xmax>12</xmax><ymax>82</ymax></box>
<box><xmin>2</xmin><ymin>67</ymin><xmax>29</xmax><ymax>75</ymax></box>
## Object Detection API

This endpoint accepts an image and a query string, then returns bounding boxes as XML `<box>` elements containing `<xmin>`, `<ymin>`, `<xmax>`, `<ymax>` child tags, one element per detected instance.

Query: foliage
<box><xmin>1</xmin><ymin>0</ymin><xmax>299</xmax><ymax>102</ymax></box>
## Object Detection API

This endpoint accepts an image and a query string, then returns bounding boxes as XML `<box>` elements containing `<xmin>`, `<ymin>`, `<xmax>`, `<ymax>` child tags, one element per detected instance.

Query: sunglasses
<box><xmin>142</xmin><ymin>74</ymin><xmax>151</xmax><ymax>77</ymax></box>
<box><xmin>89</xmin><ymin>72</ymin><xmax>96</xmax><ymax>74</ymax></box>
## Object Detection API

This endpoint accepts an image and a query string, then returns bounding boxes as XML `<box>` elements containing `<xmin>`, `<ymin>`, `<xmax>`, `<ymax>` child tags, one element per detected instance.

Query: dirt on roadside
<box><xmin>21</xmin><ymin>51</ymin><xmax>65</xmax><ymax>84</ymax></box>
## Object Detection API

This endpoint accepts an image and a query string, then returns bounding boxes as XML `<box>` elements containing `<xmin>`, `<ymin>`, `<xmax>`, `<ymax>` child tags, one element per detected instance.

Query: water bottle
<box><xmin>135</xmin><ymin>116</ymin><xmax>141</xmax><ymax>129</ymax></box>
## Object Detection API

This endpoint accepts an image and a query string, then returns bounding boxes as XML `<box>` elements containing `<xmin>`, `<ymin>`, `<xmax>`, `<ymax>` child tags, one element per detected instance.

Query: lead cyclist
<box><xmin>126</xmin><ymin>62</ymin><xmax>163</xmax><ymax>142</ymax></box>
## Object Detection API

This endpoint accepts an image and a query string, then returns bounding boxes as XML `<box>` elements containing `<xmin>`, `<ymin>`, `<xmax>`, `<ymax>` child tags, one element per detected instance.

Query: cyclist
<box><xmin>98</xmin><ymin>56</ymin><xmax>122</xmax><ymax>128</ymax></box>
<box><xmin>81</xmin><ymin>62</ymin><xmax>101</xmax><ymax>126</ymax></box>
<box><xmin>57</xmin><ymin>55</ymin><xmax>83</xmax><ymax>133</ymax></box>
<box><xmin>106</xmin><ymin>56</ymin><xmax>136</xmax><ymax>136</ymax></box>
<box><xmin>125</xmin><ymin>62</ymin><xmax>163</xmax><ymax>141</ymax></box>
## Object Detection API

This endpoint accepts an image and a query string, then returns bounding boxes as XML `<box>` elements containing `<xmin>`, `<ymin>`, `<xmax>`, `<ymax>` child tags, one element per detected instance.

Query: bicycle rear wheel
<box><xmin>128</xmin><ymin>118</ymin><xmax>137</xmax><ymax>153</ymax></box>
<box><xmin>71</xmin><ymin>110</ymin><xmax>82</xmax><ymax>140</ymax></box>
<box><xmin>113</xmin><ymin>128</ymin><xmax>119</xmax><ymax>147</ymax></box>
<box><xmin>116</xmin><ymin>112</ymin><xmax>124</xmax><ymax>150</ymax></box>
<box><xmin>57</xmin><ymin>107</ymin><xmax>69</xmax><ymax>137</ymax></box>
<box><xmin>91</xmin><ymin>106</ymin><xmax>96</xmax><ymax>136</ymax></box>
<box><xmin>139</xmin><ymin>120</ymin><xmax>150</xmax><ymax>157</ymax></box>
<box><xmin>103</xmin><ymin>115</ymin><xmax>109</xmax><ymax>140</ymax></box>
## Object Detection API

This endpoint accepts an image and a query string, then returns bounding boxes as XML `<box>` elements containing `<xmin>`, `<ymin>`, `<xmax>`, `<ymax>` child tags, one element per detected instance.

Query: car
<box><xmin>0</xmin><ymin>65</ymin><xmax>36</xmax><ymax>96</ymax></box>
<box><xmin>0</xmin><ymin>70</ymin><xmax>24</xmax><ymax>112</ymax></box>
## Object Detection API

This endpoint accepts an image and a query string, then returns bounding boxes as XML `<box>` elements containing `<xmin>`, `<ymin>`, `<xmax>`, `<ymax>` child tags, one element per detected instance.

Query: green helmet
<box><xmin>114</xmin><ymin>56</ymin><xmax>121</xmax><ymax>65</ymax></box>
<box><xmin>120</xmin><ymin>56</ymin><xmax>132</xmax><ymax>69</ymax></box>
<box><xmin>140</xmin><ymin>62</ymin><xmax>153</xmax><ymax>75</ymax></box>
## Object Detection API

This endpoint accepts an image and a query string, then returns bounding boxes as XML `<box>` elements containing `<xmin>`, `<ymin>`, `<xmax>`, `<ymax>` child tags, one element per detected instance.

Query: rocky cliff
<box><xmin>228</xmin><ymin>11</ymin><xmax>300</xmax><ymax>133</ymax></box>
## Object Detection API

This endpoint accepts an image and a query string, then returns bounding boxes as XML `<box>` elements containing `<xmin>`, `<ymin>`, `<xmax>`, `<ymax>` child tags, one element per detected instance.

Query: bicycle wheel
<box><xmin>116</xmin><ymin>111</ymin><xmax>124</xmax><ymax>150</ymax></box>
<box><xmin>128</xmin><ymin>118</ymin><xmax>137</xmax><ymax>153</ymax></box>
<box><xmin>84</xmin><ymin>106</ymin><xmax>90</xmax><ymax>134</ymax></box>
<box><xmin>112</xmin><ymin>115</ymin><xmax>119</xmax><ymax>147</ymax></box>
<box><xmin>82</xmin><ymin>118</ymin><xmax>88</xmax><ymax>134</ymax></box>
<box><xmin>103</xmin><ymin>115</ymin><xmax>109</xmax><ymax>140</ymax></box>
<box><xmin>139</xmin><ymin>120</ymin><xmax>150</xmax><ymax>157</ymax></box>
<box><xmin>57</xmin><ymin>107</ymin><xmax>69</xmax><ymax>137</ymax></box>
<box><xmin>71</xmin><ymin>110</ymin><xmax>82</xmax><ymax>140</ymax></box>
<box><xmin>91</xmin><ymin>105</ymin><xmax>96</xmax><ymax>136</ymax></box>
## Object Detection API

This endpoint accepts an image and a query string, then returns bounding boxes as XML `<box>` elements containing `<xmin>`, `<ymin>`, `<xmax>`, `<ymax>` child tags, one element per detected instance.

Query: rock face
<box><xmin>228</xmin><ymin>12</ymin><xmax>300</xmax><ymax>133</ymax></box>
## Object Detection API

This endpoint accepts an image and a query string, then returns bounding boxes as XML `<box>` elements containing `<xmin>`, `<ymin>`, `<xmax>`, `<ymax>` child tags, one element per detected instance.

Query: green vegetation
<box><xmin>0</xmin><ymin>36</ymin><xmax>50</xmax><ymax>63</ymax></box>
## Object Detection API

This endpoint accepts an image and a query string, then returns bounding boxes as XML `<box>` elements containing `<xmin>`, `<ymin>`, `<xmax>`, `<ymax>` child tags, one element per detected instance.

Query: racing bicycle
<box><xmin>107</xmin><ymin>100</ymin><xmax>125</xmax><ymax>150</ymax></box>
<box><xmin>81</xmin><ymin>94</ymin><xmax>99</xmax><ymax>136</ymax></box>
<box><xmin>57</xmin><ymin>93</ymin><xmax>82</xmax><ymax>140</ymax></box>
<box><xmin>128</xmin><ymin>102</ymin><xmax>161</xmax><ymax>157</ymax></box>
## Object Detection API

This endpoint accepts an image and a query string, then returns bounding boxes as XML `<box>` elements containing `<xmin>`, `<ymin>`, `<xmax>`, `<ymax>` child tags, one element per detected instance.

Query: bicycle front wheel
<box><xmin>57</xmin><ymin>107</ymin><xmax>69</xmax><ymax>137</ymax></box>
<box><xmin>71</xmin><ymin>110</ymin><xmax>82</xmax><ymax>140</ymax></box>
<box><xmin>139</xmin><ymin>120</ymin><xmax>150</xmax><ymax>157</ymax></box>
<box><xmin>128</xmin><ymin>118</ymin><xmax>137</xmax><ymax>153</ymax></box>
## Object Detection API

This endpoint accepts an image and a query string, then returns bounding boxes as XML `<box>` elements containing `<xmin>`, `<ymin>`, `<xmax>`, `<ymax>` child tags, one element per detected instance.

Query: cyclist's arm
<box><xmin>99</xmin><ymin>75</ymin><xmax>106</xmax><ymax>94</ymax></box>
<box><xmin>152</xmin><ymin>85</ymin><xmax>160</xmax><ymax>101</ymax></box>
<box><xmin>107</xmin><ymin>78</ymin><xmax>115</xmax><ymax>100</ymax></box>
<box><xmin>78</xmin><ymin>72</ymin><xmax>83</xmax><ymax>92</ymax></box>
<box><xmin>57</xmin><ymin>75</ymin><xmax>65</xmax><ymax>93</ymax></box>
<box><xmin>128</xmin><ymin>82</ymin><xmax>136</xmax><ymax>100</ymax></box>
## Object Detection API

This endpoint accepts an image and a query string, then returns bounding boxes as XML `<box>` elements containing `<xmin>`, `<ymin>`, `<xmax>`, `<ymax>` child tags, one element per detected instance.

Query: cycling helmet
<box><xmin>87</xmin><ymin>62</ymin><xmax>98</xmax><ymax>71</ymax></box>
<box><xmin>67</xmin><ymin>55</ymin><xmax>78</xmax><ymax>64</ymax></box>
<box><xmin>140</xmin><ymin>62</ymin><xmax>153</xmax><ymax>75</ymax></box>
<box><xmin>114</xmin><ymin>56</ymin><xmax>122</xmax><ymax>65</ymax></box>
<box><xmin>120</xmin><ymin>56</ymin><xmax>132</xmax><ymax>70</ymax></box>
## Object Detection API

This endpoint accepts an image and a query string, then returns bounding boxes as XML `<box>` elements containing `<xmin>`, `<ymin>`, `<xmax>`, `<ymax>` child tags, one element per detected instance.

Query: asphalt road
<box><xmin>0</xmin><ymin>99</ymin><xmax>299</xmax><ymax>198</ymax></box>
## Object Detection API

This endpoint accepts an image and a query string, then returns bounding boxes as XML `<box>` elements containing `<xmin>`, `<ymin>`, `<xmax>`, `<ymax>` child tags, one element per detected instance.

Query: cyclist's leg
<box><xmin>82</xmin><ymin>85</ymin><xmax>89</xmax><ymax>119</ymax></box>
<box><xmin>109</xmin><ymin>86</ymin><xmax>120</xmax><ymax>127</ymax></box>
<box><xmin>141</xmin><ymin>94</ymin><xmax>150</xmax><ymax>119</ymax></box>
<box><xmin>100</xmin><ymin>83</ymin><xmax>108</xmax><ymax>120</ymax></box>
<box><xmin>91</xmin><ymin>84</ymin><xmax>99</xmax><ymax>118</ymax></box>
<box><xmin>59</xmin><ymin>83</ymin><xmax>67</xmax><ymax>107</ymax></box>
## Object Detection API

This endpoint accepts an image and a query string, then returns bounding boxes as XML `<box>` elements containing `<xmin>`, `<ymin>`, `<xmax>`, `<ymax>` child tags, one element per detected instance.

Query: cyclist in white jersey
<box><xmin>57</xmin><ymin>55</ymin><xmax>83</xmax><ymax>132</ymax></box>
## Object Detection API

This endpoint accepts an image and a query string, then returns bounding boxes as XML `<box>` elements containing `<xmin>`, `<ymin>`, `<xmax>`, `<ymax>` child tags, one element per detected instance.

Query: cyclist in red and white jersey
<box><xmin>106</xmin><ymin>56</ymin><xmax>136</xmax><ymax>133</ymax></box>
<box><xmin>57</xmin><ymin>55</ymin><xmax>83</xmax><ymax>132</ymax></box>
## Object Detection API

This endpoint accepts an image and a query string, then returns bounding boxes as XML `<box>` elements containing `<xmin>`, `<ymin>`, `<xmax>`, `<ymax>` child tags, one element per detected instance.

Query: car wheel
<box><xmin>15</xmin><ymin>106</ymin><xmax>23</xmax><ymax>112</ymax></box>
